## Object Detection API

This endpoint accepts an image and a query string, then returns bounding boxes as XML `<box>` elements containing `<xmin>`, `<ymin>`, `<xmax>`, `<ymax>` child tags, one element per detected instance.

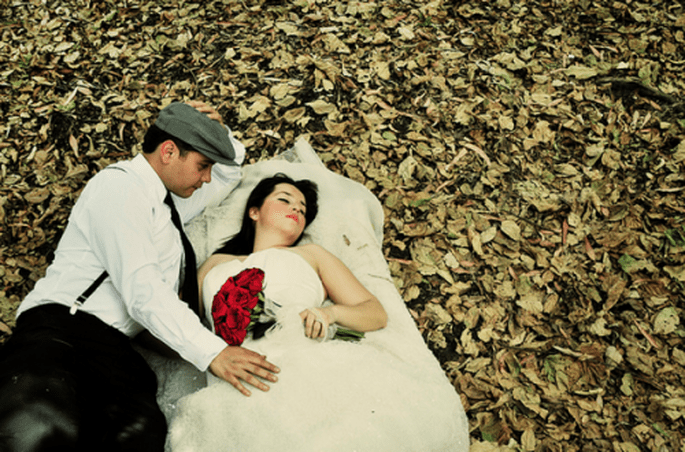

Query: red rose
<box><xmin>212</xmin><ymin>296</ymin><xmax>230</xmax><ymax>319</ymax></box>
<box><xmin>211</xmin><ymin>268</ymin><xmax>266</xmax><ymax>346</ymax></box>
<box><xmin>226</xmin><ymin>286</ymin><xmax>258</xmax><ymax>310</ymax></box>
<box><xmin>214</xmin><ymin>310</ymin><xmax>249</xmax><ymax>345</ymax></box>
<box><xmin>213</xmin><ymin>301</ymin><xmax>251</xmax><ymax>346</ymax></box>
<box><xmin>233</xmin><ymin>268</ymin><xmax>265</xmax><ymax>294</ymax></box>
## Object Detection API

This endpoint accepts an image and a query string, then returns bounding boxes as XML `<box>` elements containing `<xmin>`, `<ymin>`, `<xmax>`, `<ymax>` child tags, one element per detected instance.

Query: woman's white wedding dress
<box><xmin>169</xmin><ymin>248</ymin><xmax>469</xmax><ymax>451</ymax></box>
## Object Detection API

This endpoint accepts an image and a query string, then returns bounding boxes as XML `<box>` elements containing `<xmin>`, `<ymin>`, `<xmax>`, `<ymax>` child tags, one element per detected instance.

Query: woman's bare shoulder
<box><xmin>205</xmin><ymin>253</ymin><xmax>240</xmax><ymax>265</ymax></box>
<box><xmin>287</xmin><ymin>244</ymin><xmax>326</xmax><ymax>269</ymax></box>
<box><xmin>213</xmin><ymin>252</ymin><xmax>244</xmax><ymax>261</ymax></box>
<box><xmin>198</xmin><ymin>253</ymin><xmax>245</xmax><ymax>302</ymax></box>
<box><xmin>293</xmin><ymin>243</ymin><xmax>332</xmax><ymax>259</ymax></box>
<box><xmin>199</xmin><ymin>253</ymin><xmax>244</xmax><ymax>275</ymax></box>
<box><xmin>295</xmin><ymin>243</ymin><xmax>328</xmax><ymax>253</ymax></box>
<box><xmin>292</xmin><ymin>243</ymin><xmax>344</xmax><ymax>272</ymax></box>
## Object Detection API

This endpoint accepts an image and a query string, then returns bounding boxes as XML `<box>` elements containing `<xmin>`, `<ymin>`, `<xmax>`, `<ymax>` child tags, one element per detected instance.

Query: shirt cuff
<box><xmin>184</xmin><ymin>327</ymin><xmax>228</xmax><ymax>371</ymax></box>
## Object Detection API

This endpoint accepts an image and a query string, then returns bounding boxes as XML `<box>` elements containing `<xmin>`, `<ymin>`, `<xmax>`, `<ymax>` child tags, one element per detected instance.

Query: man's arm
<box><xmin>134</xmin><ymin>330</ymin><xmax>180</xmax><ymax>359</ymax></box>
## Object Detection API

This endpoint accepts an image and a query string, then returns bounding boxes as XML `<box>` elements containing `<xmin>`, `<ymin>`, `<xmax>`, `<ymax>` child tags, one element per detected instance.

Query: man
<box><xmin>0</xmin><ymin>101</ymin><xmax>279</xmax><ymax>451</ymax></box>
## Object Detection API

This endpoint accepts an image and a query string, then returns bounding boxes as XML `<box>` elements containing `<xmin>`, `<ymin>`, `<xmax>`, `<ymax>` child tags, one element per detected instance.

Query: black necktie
<box><xmin>164</xmin><ymin>192</ymin><xmax>199</xmax><ymax>315</ymax></box>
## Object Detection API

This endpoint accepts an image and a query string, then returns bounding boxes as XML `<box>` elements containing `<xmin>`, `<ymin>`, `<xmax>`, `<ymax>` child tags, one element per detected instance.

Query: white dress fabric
<box><xmin>169</xmin><ymin>248</ymin><xmax>469</xmax><ymax>452</ymax></box>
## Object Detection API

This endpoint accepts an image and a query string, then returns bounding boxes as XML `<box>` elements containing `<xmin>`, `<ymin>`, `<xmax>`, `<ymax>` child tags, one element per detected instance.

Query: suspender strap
<box><xmin>69</xmin><ymin>166</ymin><xmax>122</xmax><ymax>315</ymax></box>
<box><xmin>70</xmin><ymin>270</ymin><xmax>108</xmax><ymax>315</ymax></box>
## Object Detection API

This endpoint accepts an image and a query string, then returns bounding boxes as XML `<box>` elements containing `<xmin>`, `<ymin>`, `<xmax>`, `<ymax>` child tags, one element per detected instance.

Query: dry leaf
<box><xmin>480</xmin><ymin>225</ymin><xmax>497</xmax><ymax>244</ymax></box>
<box><xmin>69</xmin><ymin>134</ymin><xmax>79</xmax><ymax>156</ymax></box>
<box><xmin>24</xmin><ymin>188</ymin><xmax>50</xmax><ymax>204</ymax></box>
<box><xmin>305</xmin><ymin>99</ymin><xmax>334</xmax><ymax>116</ymax></box>
<box><xmin>565</xmin><ymin>65</ymin><xmax>598</xmax><ymax>79</ymax></box>
<box><xmin>500</xmin><ymin>220</ymin><xmax>520</xmax><ymax>241</ymax></box>
<box><xmin>653</xmin><ymin>307</ymin><xmax>680</xmax><ymax>335</ymax></box>
<box><xmin>282</xmin><ymin>107</ymin><xmax>306</xmax><ymax>123</ymax></box>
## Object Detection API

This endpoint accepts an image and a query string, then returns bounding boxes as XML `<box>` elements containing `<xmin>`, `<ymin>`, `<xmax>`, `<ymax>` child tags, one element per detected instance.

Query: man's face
<box><xmin>163</xmin><ymin>142</ymin><xmax>214</xmax><ymax>198</ymax></box>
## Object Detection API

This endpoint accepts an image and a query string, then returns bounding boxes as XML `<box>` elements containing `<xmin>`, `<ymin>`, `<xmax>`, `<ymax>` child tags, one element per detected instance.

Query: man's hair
<box><xmin>214</xmin><ymin>174</ymin><xmax>319</xmax><ymax>256</ymax></box>
<box><xmin>142</xmin><ymin>124</ymin><xmax>193</xmax><ymax>157</ymax></box>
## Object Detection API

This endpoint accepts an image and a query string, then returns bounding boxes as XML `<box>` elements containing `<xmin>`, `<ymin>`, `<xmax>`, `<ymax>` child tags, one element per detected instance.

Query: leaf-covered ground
<box><xmin>2</xmin><ymin>0</ymin><xmax>685</xmax><ymax>450</ymax></box>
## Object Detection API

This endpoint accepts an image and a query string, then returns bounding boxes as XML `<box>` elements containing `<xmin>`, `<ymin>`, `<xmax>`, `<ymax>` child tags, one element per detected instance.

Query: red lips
<box><xmin>286</xmin><ymin>214</ymin><xmax>299</xmax><ymax>222</ymax></box>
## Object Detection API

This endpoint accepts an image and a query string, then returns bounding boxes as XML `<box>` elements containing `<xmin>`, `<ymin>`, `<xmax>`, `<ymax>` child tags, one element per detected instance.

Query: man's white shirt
<box><xmin>18</xmin><ymin>131</ymin><xmax>245</xmax><ymax>371</ymax></box>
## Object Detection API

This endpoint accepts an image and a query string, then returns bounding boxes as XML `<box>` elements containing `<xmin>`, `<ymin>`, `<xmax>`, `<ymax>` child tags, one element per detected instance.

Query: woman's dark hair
<box><xmin>142</xmin><ymin>124</ymin><xmax>192</xmax><ymax>156</ymax></box>
<box><xmin>214</xmin><ymin>174</ymin><xmax>318</xmax><ymax>255</ymax></box>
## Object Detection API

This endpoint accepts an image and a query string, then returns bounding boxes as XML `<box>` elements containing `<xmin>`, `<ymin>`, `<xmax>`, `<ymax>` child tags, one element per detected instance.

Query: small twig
<box><xmin>599</xmin><ymin>76</ymin><xmax>680</xmax><ymax>105</ymax></box>
<box><xmin>632</xmin><ymin>319</ymin><xmax>660</xmax><ymax>349</ymax></box>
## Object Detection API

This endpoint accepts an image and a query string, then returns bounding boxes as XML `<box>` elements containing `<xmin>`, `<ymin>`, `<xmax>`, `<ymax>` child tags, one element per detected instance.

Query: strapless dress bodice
<box><xmin>202</xmin><ymin>248</ymin><xmax>325</xmax><ymax>326</ymax></box>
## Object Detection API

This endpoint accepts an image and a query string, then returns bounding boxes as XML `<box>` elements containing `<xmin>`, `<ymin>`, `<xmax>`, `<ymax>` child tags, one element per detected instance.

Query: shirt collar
<box><xmin>127</xmin><ymin>153</ymin><xmax>168</xmax><ymax>205</ymax></box>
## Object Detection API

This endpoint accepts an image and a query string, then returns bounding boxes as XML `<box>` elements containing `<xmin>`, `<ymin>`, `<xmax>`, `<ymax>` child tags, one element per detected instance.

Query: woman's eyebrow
<box><xmin>276</xmin><ymin>190</ymin><xmax>307</xmax><ymax>208</ymax></box>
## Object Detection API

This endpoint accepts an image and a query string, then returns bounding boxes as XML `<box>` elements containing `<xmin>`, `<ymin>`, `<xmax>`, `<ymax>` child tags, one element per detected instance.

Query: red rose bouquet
<box><xmin>211</xmin><ymin>267</ymin><xmax>273</xmax><ymax>346</ymax></box>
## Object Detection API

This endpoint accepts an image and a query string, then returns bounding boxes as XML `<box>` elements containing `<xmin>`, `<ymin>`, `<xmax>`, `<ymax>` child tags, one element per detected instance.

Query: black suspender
<box><xmin>70</xmin><ymin>270</ymin><xmax>108</xmax><ymax>315</ymax></box>
<box><xmin>69</xmin><ymin>166</ymin><xmax>123</xmax><ymax>315</ymax></box>
<box><xmin>67</xmin><ymin>165</ymin><xmax>198</xmax><ymax>316</ymax></box>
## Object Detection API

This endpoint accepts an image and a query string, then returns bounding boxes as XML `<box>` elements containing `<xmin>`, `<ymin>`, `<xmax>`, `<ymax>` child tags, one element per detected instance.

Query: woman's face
<box><xmin>249</xmin><ymin>183</ymin><xmax>307</xmax><ymax>242</ymax></box>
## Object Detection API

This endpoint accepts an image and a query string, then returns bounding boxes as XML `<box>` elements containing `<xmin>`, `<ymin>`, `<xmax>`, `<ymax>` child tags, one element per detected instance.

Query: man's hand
<box><xmin>187</xmin><ymin>100</ymin><xmax>224</xmax><ymax>125</ymax></box>
<box><xmin>208</xmin><ymin>346</ymin><xmax>279</xmax><ymax>396</ymax></box>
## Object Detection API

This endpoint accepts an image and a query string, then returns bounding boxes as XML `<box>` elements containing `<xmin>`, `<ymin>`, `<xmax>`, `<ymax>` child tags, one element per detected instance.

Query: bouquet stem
<box><xmin>333</xmin><ymin>327</ymin><xmax>364</xmax><ymax>342</ymax></box>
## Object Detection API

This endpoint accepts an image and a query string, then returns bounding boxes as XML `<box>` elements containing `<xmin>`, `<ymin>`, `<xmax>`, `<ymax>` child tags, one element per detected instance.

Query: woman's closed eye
<box><xmin>279</xmin><ymin>198</ymin><xmax>305</xmax><ymax>215</ymax></box>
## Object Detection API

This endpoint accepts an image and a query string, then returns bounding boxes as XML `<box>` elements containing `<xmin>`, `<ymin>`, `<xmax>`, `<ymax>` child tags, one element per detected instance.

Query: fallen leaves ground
<box><xmin>2</xmin><ymin>0</ymin><xmax>685</xmax><ymax>450</ymax></box>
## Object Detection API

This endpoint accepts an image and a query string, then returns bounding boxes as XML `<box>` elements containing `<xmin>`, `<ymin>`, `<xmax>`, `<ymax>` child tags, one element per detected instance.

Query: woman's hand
<box><xmin>299</xmin><ymin>307</ymin><xmax>333</xmax><ymax>339</ymax></box>
<box><xmin>187</xmin><ymin>100</ymin><xmax>224</xmax><ymax>125</ymax></box>
<box><xmin>301</xmin><ymin>244</ymin><xmax>388</xmax><ymax>333</ymax></box>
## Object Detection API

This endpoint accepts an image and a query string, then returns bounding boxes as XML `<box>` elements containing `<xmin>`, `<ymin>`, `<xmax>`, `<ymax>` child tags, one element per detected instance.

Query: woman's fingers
<box><xmin>310</xmin><ymin>317</ymin><xmax>323</xmax><ymax>338</ymax></box>
<box><xmin>304</xmin><ymin>311</ymin><xmax>315</xmax><ymax>337</ymax></box>
<box><xmin>186</xmin><ymin>100</ymin><xmax>224</xmax><ymax>125</ymax></box>
<box><xmin>300</xmin><ymin>309</ymin><xmax>327</xmax><ymax>338</ymax></box>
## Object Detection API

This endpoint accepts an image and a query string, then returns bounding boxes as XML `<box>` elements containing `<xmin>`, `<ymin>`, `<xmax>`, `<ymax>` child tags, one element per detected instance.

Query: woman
<box><xmin>197</xmin><ymin>174</ymin><xmax>388</xmax><ymax>354</ymax></box>
<box><xmin>169</xmin><ymin>174</ymin><xmax>469</xmax><ymax>451</ymax></box>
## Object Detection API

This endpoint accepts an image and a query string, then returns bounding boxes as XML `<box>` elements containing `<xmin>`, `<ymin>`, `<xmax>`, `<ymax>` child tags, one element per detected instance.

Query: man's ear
<box><xmin>159</xmin><ymin>140</ymin><xmax>176</xmax><ymax>163</ymax></box>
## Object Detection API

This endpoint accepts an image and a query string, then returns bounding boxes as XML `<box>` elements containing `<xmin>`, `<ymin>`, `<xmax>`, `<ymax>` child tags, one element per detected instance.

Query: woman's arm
<box><xmin>197</xmin><ymin>253</ymin><xmax>238</xmax><ymax>317</ymax></box>
<box><xmin>299</xmin><ymin>244</ymin><xmax>387</xmax><ymax>337</ymax></box>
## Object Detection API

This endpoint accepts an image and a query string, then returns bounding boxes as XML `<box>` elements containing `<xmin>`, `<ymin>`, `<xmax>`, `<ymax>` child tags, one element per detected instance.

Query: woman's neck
<box><xmin>252</xmin><ymin>232</ymin><xmax>294</xmax><ymax>253</ymax></box>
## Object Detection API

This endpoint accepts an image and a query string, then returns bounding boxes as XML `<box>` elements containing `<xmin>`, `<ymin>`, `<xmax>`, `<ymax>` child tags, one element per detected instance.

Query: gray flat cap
<box><xmin>155</xmin><ymin>102</ymin><xmax>238</xmax><ymax>166</ymax></box>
